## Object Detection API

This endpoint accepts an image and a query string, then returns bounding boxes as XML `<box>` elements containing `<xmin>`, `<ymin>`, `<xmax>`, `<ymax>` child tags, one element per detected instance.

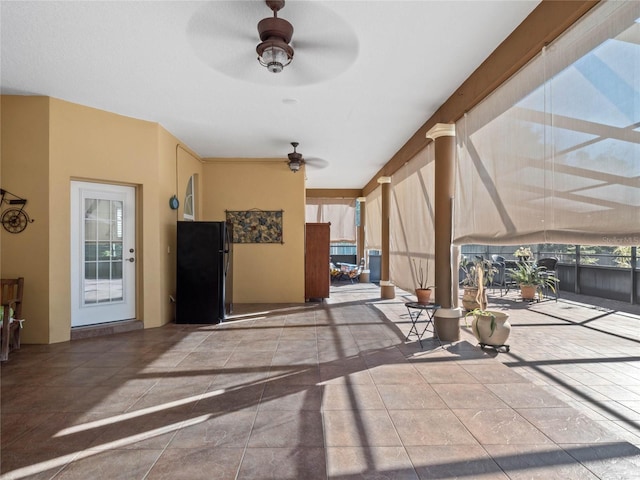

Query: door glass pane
<box><xmin>84</xmin><ymin>261</ymin><xmax>97</xmax><ymax>304</ymax></box>
<box><xmin>97</xmin><ymin>200</ymin><xmax>111</xmax><ymax>241</ymax></box>
<box><xmin>112</xmin><ymin>243</ymin><xmax>123</xmax><ymax>261</ymax></box>
<box><xmin>85</xmin><ymin>219</ymin><xmax>97</xmax><ymax>241</ymax></box>
<box><xmin>112</xmin><ymin>261</ymin><xmax>123</xmax><ymax>278</ymax></box>
<box><xmin>83</xmin><ymin>198</ymin><xmax>125</xmax><ymax>305</ymax></box>
<box><xmin>84</xmin><ymin>242</ymin><xmax>97</xmax><ymax>262</ymax></box>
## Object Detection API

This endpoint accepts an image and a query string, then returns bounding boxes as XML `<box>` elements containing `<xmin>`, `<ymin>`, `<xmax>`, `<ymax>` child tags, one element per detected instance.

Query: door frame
<box><xmin>70</xmin><ymin>180</ymin><xmax>138</xmax><ymax>327</ymax></box>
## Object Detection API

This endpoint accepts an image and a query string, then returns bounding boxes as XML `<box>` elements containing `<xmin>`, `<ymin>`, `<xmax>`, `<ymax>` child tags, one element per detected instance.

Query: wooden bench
<box><xmin>1</xmin><ymin>277</ymin><xmax>25</xmax><ymax>362</ymax></box>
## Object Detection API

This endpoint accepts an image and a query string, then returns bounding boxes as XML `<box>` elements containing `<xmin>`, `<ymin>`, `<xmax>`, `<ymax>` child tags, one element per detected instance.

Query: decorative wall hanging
<box><xmin>0</xmin><ymin>189</ymin><xmax>34</xmax><ymax>234</ymax></box>
<box><xmin>226</xmin><ymin>209</ymin><xmax>283</xmax><ymax>244</ymax></box>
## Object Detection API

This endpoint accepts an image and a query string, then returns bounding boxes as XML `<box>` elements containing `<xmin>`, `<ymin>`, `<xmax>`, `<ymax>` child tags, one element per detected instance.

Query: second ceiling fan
<box><xmin>287</xmin><ymin>142</ymin><xmax>304</xmax><ymax>172</ymax></box>
<box><xmin>286</xmin><ymin>142</ymin><xmax>329</xmax><ymax>173</ymax></box>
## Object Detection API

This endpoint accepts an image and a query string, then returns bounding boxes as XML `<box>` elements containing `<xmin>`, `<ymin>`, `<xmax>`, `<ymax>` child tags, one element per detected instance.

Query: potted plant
<box><xmin>514</xmin><ymin>246</ymin><xmax>533</xmax><ymax>263</ymax></box>
<box><xmin>412</xmin><ymin>258</ymin><xmax>434</xmax><ymax>304</ymax></box>
<box><xmin>464</xmin><ymin>264</ymin><xmax>511</xmax><ymax>351</ymax></box>
<box><xmin>460</xmin><ymin>257</ymin><xmax>496</xmax><ymax>311</ymax></box>
<box><xmin>507</xmin><ymin>261</ymin><xmax>559</xmax><ymax>301</ymax></box>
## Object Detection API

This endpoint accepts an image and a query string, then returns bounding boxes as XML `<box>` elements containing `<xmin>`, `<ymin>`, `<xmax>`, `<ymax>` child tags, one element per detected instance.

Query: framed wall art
<box><xmin>225</xmin><ymin>209</ymin><xmax>283</xmax><ymax>244</ymax></box>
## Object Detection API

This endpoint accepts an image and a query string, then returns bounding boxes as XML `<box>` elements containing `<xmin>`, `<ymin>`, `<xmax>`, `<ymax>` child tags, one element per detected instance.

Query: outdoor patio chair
<box><xmin>537</xmin><ymin>257</ymin><xmax>559</xmax><ymax>301</ymax></box>
<box><xmin>348</xmin><ymin>258</ymin><xmax>366</xmax><ymax>283</ymax></box>
<box><xmin>330</xmin><ymin>263</ymin><xmax>343</xmax><ymax>282</ymax></box>
<box><xmin>490</xmin><ymin>255</ymin><xmax>506</xmax><ymax>295</ymax></box>
<box><xmin>502</xmin><ymin>260</ymin><xmax>520</xmax><ymax>296</ymax></box>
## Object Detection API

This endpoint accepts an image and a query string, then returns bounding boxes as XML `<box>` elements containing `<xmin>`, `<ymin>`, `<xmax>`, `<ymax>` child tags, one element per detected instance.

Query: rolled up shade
<box><xmin>306</xmin><ymin>198</ymin><xmax>356</xmax><ymax>243</ymax></box>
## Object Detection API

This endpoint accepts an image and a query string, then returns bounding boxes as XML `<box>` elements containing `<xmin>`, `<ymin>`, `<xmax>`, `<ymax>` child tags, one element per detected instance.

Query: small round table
<box><xmin>404</xmin><ymin>302</ymin><xmax>442</xmax><ymax>348</ymax></box>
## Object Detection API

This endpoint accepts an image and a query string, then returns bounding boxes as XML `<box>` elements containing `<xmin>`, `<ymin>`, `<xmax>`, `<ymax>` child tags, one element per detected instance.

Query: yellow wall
<box><xmin>48</xmin><ymin>98</ymin><xmax>165</xmax><ymax>341</ymax></box>
<box><xmin>1</xmin><ymin>96</ymin><xmax>51</xmax><ymax>343</ymax></box>
<box><xmin>1</xmin><ymin>95</ymin><xmax>188</xmax><ymax>343</ymax></box>
<box><xmin>202</xmin><ymin>160</ymin><xmax>306</xmax><ymax>303</ymax></box>
<box><xmin>160</xmin><ymin>137</ymin><xmax>203</xmax><ymax>322</ymax></box>
<box><xmin>1</xmin><ymin>95</ymin><xmax>305</xmax><ymax>344</ymax></box>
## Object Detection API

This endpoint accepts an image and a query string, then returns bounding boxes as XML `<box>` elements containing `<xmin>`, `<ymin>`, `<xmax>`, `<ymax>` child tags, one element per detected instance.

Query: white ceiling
<box><xmin>1</xmin><ymin>0</ymin><xmax>539</xmax><ymax>189</ymax></box>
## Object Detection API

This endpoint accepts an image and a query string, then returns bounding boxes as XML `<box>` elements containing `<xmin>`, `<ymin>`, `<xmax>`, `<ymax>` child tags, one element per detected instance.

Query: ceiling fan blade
<box><xmin>304</xmin><ymin>157</ymin><xmax>329</xmax><ymax>170</ymax></box>
<box><xmin>187</xmin><ymin>2</ymin><xmax>258</xmax><ymax>44</ymax></box>
<box><xmin>284</xmin><ymin>54</ymin><xmax>341</xmax><ymax>85</ymax></box>
<box><xmin>292</xmin><ymin>36</ymin><xmax>357</xmax><ymax>54</ymax></box>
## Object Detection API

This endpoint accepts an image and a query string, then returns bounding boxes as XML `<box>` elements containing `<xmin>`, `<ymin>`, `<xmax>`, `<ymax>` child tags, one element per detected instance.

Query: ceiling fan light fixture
<box><xmin>256</xmin><ymin>0</ymin><xmax>294</xmax><ymax>73</ymax></box>
<box><xmin>288</xmin><ymin>158</ymin><xmax>302</xmax><ymax>172</ymax></box>
<box><xmin>257</xmin><ymin>39</ymin><xmax>293</xmax><ymax>73</ymax></box>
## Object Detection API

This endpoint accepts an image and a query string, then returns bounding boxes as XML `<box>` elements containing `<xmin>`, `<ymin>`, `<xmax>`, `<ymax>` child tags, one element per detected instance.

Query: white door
<box><xmin>71</xmin><ymin>181</ymin><xmax>136</xmax><ymax>327</ymax></box>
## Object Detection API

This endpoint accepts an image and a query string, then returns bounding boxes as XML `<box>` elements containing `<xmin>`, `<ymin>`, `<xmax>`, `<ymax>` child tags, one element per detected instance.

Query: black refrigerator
<box><xmin>176</xmin><ymin>221</ymin><xmax>233</xmax><ymax>324</ymax></box>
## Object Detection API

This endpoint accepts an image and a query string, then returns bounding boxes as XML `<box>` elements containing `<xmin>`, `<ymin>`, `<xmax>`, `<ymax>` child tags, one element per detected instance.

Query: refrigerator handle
<box><xmin>224</xmin><ymin>227</ymin><xmax>231</xmax><ymax>275</ymax></box>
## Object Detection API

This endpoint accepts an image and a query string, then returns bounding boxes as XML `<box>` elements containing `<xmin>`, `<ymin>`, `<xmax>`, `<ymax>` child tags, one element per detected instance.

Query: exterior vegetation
<box><xmin>507</xmin><ymin>262</ymin><xmax>558</xmax><ymax>292</ymax></box>
<box><xmin>460</xmin><ymin>257</ymin><xmax>497</xmax><ymax>288</ymax></box>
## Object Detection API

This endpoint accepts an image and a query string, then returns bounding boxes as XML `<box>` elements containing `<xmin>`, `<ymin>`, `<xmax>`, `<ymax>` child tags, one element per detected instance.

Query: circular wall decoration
<box><xmin>2</xmin><ymin>208</ymin><xmax>30</xmax><ymax>233</ymax></box>
<box><xmin>169</xmin><ymin>195</ymin><xmax>180</xmax><ymax>210</ymax></box>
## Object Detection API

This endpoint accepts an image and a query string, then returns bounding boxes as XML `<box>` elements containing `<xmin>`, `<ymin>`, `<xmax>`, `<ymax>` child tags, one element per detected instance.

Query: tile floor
<box><xmin>1</xmin><ymin>283</ymin><xmax>640</xmax><ymax>479</ymax></box>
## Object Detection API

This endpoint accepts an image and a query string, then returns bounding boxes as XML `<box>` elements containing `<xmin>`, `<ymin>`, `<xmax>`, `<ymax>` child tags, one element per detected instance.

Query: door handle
<box><xmin>126</xmin><ymin>257</ymin><xmax>135</xmax><ymax>263</ymax></box>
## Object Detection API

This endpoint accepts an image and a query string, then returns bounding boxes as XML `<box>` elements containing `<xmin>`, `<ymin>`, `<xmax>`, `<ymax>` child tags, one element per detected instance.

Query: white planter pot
<box><xmin>471</xmin><ymin>311</ymin><xmax>511</xmax><ymax>347</ymax></box>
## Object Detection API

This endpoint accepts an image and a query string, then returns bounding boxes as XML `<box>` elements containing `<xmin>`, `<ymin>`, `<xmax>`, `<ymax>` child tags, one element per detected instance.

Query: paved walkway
<box><xmin>1</xmin><ymin>283</ymin><xmax>639</xmax><ymax>479</ymax></box>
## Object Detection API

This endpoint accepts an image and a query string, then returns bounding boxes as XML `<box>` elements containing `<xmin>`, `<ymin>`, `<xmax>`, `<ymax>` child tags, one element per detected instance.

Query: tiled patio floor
<box><xmin>1</xmin><ymin>283</ymin><xmax>640</xmax><ymax>479</ymax></box>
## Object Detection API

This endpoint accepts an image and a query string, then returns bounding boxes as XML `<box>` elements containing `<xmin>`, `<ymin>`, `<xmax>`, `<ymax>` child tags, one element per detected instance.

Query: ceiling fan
<box><xmin>287</xmin><ymin>142</ymin><xmax>304</xmax><ymax>172</ymax></box>
<box><xmin>286</xmin><ymin>142</ymin><xmax>329</xmax><ymax>173</ymax></box>
<box><xmin>256</xmin><ymin>0</ymin><xmax>294</xmax><ymax>73</ymax></box>
<box><xmin>186</xmin><ymin>1</ymin><xmax>358</xmax><ymax>86</ymax></box>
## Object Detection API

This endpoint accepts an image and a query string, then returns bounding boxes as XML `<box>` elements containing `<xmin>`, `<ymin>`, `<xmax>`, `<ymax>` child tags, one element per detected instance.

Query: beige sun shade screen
<box><xmin>389</xmin><ymin>144</ymin><xmax>436</xmax><ymax>293</ymax></box>
<box><xmin>305</xmin><ymin>198</ymin><xmax>356</xmax><ymax>242</ymax></box>
<box><xmin>364</xmin><ymin>186</ymin><xmax>382</xmax><ymax>252</ymax></box>
<box><xmin>453</xmin><ymin>0</ymin><xmax>640</xmax><ymax>247</ymax></box>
